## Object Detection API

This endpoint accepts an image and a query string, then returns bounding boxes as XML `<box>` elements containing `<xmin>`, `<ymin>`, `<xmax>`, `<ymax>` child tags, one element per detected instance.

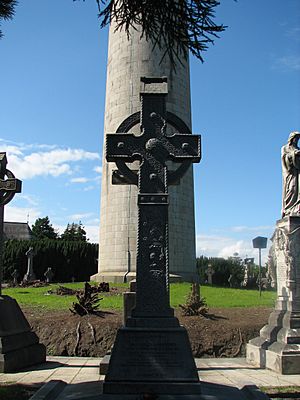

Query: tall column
<box><xmin>92</xmin><ymin>23</ymin><xmax>198</xmax><ymax>283</ymax></box>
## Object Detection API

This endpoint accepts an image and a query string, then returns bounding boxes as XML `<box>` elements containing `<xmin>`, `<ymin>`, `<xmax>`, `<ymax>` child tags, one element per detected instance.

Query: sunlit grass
<box><xmin>2</xmin><ymin>282</ymin><xmax>276</xmax><ymax>311</ymax></box>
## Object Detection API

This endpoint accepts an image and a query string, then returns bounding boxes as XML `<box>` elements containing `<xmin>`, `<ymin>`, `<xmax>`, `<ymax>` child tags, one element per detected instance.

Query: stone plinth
<box><xmin>247</xmin><ymin>216</ymin><xmax>300</xmax><ymax>374</ymax></box>
<box><xmin>103</xmin><ymin>317</ymin><xmax>201</xmax><ymax>395</ymax></box>
<box><xmin>0</xmin><ymin>295</ymin><xmax>46</xmax><ymax>372</ymax></box>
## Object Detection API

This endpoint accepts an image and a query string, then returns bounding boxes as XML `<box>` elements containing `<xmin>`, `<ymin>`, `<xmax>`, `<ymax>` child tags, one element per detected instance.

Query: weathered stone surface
<box><xmin>104</xmin><ymin>323</ymin><xmax>201</xmax><ymax>395</ymax></box>
<box><xmin>0</xmin><ymin>296</ymin><xmax>46</xmax><ymax>372</ymax></box>
<box><xmin>247</xmin><ymin>215</ymin><xmax>300</xmax><ymax>374</ymax></box>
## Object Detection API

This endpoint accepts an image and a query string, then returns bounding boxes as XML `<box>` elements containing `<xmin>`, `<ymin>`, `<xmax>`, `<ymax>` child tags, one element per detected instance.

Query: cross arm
<box><xmin>0</xmin><ymin>178</ymin><xmax>22</xmax><ymax>193</ymax></box>
<box><xmin>164</xmin><ymin>134</ymin><xmax>201</xmax><ymax>162</ymax></box>
<box><xmin>106</xmin><ymin>133</ymin><xmax>145</xmax><ymax>163</ymax></box>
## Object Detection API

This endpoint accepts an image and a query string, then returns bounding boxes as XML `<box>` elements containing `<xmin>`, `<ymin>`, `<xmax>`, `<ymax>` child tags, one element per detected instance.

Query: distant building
<box><xmin>3</xmin><ymin>222</ymin><xmax>32</xmax><ymax>241</ymax></box>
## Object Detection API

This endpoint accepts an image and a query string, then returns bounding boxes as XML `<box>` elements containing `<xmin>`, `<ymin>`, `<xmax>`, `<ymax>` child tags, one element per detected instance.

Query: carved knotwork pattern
<box><xmin>275</xmin><ymin>225</ymin><xmax>300</xmax><ymax>298</ymax></box>
<box><xmin>136</xmin><ymin>205</ymin><xmax>169</xmax><ymax>314</ymax></box>
<box><xmin>115</xmin><ymin>110</ymin><xmax>197</xmax><ymax>186</ymax></box>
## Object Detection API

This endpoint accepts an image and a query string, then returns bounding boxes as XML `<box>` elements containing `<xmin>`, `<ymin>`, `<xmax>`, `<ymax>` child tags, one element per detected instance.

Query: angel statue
<box><xmin>281</xmin><ymin>131</ymin><xmax>300</xmax><ymax>217</ymax></box>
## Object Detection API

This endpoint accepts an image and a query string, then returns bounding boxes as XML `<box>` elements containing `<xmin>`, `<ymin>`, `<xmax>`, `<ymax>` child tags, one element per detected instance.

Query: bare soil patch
<box><xmin>24</xmin><ymin>307</ymin><xmax>271</xmax><ymax>358</ymax></box>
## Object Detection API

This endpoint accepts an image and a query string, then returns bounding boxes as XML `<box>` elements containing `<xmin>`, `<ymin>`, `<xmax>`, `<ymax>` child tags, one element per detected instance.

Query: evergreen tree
<box><xmin>31</xmin><ymin>216</ymin><xmax>58</xmax><ymax>240</ymax></box>
<box><xmin>1</xmin><ymin>1</ymin><xmax>226</xmax><ymax>66</ymax></box>
<box><xmin>61</xmin><ymin>221</ymin><xmax>87</xmax><ymax>242</ymax></box>
<box><xmin>0</xmin><ymin>0</ymin><xmax>17</xmax><ymax>38</ymax></box>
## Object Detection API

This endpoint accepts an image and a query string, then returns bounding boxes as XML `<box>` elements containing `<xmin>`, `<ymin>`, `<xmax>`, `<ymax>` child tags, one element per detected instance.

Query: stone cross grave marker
<box><xmin>103</xmin><ymin>76</ymin><xmax>202</xmax><ymax>395</ymax></box>
<box><xmin>205</xmin><ymin>263</ymin><xmax>215</xmax><ymax>285</ymax></box>
<box><xmin>0</xmin><ymin>153</ymin><xmax>22</xmax><ymax>295</ymax></box>
<box><xmin>24</xmin><ymin>247</ymin><xmax>36</xmax><ymax>282</ymax></box>
<box><xmin>106</xmin><ymin>76</ymin><xmax>200</xmax><ymax>318</ymax></box>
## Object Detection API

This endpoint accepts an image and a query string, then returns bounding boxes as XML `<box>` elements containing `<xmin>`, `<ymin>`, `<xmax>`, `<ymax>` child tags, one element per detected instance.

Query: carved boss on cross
<box><xmin>0</xmin><ymin>153</ymin><xmax>22</xmax><ymax>207</ymax></box>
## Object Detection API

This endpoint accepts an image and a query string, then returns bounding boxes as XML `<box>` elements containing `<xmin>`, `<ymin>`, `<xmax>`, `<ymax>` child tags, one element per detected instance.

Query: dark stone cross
<box><xmin>106</xmin><ymin>76</ymin><xmax>201</xmax><ymax>318</ymax></box>
<box><xmin>0</xmin><ymin>153</ymin><xmax>22</xmax><ymax>295</ymax></box>
<box><xmin>103</xmin><ymin>77</ymin><xmax>202</xmax><ymax>395</ymax></box>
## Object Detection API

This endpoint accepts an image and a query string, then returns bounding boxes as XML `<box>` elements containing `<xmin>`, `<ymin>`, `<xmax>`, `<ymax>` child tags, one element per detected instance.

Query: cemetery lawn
<box><xmin>3</xmin><ymin>282</ymin><xmax>277</xmax><ymax>310</ymax></box>
<box><xmin>3</xmin><ymin>283</ymin><xmax>277</xmax><ymax>359</ymax></box>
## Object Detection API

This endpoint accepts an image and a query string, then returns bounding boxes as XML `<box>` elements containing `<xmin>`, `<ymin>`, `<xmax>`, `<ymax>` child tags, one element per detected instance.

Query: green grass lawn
<box><xmin>2</xmin><ymin>282</ymin><xmax>277</xmax><ymax>311</ymax></box>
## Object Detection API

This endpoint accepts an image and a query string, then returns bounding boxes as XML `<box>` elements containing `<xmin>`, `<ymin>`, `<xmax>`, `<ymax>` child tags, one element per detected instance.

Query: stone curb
<box><xmin>29</xmin><ymin>380</ymin><xmax>66</xmax><ymax>400</ymax></box>
<box><xmin>241</xmin><ymin>385</ymin><xmax>270</xmax><ymax>400</ymax></box>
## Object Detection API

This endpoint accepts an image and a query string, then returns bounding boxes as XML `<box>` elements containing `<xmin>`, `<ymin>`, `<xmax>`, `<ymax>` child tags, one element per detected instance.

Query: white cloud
<box><xmin>1</xmin><ymin>139</ymin><xmax>100</xmax><ymax>180</ymax></box>
<box><xmin>286</xmin><ymin>26</ymin><xmax>300</xmax><ymax>41</ymax></box>
<box><xmin>18</xmin><ymin>194</ymin><xmax>39</xmax><ymax>206</ymax></box>
<box><xmin>231</xmin><ymin>225</ymin><xmax>274</xmax><ymax>233</ymax></box>
<box><xmin>70</xmin><ymin>176</ymin><xmax>101</xmax><ymax>185</ymax></box>
<box><xmin>273</xmin><ymin>55</ymin><xmax>300</xmax><ymax>71</ymax></box>
<box><xmin>70</xmin><ymin>177</ymin><xmax>90</xmax><ymax>183</ymax></box>
<box><xmin>83</xmin><ymin>185</ymin><xmax>96</xmax><ymax>191</ymax></box>
<box><xmin>94</xmin><ymin>166</ymin><xmax>102</xmax><ymax>174</ymax></box>
<box><xmin>5</xmin><ymin>205</ymin><xmax>41</xmax><ymax>224</ymax></box>
<box><xmin>196</xmin><ymin>234</ymin><xmax>269</xmax><ymax>264</ymax></box>
<box><xmin>69</xmin><ymin>213</ymin><xmax>93</xmax><ymax>220</ymax></box>
<box><xmin>85</xmin><ymin>225</ymin><xmax>99</xmax><ymax>243</ymax></box>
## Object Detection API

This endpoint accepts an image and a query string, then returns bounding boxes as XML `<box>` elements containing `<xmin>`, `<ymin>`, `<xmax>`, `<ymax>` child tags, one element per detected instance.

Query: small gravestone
<box><xmin>205</xmin><ymin>264</ymin><xmax>215</xmax><ymax>285</ymax></box>
<box><xmin>247</xmin><ymin>132</ymin><xmax>300</xmax><ymax>374</ymax></box>
<box><xmin>242</xmin><ymin>265</ymin><xmax>250</xmax><ymax>287</ymax></box>
<box><xmin>44</xmin><ymin>267</ymin><xmax>54</xmax><ymax>283</ymax></box>
<box><xmin>23</xmin><ymin>247</ymin><xmax>36</xmax><ymax>282</ymax></box>
<box><xmin>0</xmin><ymin>153</ymin><xmax>46</xmax><ymax>372</ymax></box>
<box><xmin>11</xmin><ymin>269</ymin><xmax>19</xmax><ymax>286</ymax></box>
<box><xmin>102</xmin><ymin>77</ymin><xmax>202</xmax><ymax>395</ymax></box>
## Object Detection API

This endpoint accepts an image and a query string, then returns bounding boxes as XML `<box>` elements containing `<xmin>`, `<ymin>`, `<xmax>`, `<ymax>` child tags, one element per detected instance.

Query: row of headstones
<box><xmin>10</xmin><ymin>247</ymin><xmax>54</xmax><ymax>284</ymax></box>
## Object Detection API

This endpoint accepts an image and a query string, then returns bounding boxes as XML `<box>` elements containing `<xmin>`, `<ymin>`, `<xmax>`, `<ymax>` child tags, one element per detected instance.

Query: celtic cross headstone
<box><xmin>0</xmin><ymin>153</ymin><xmax>22</xmax><ymax>295</ymax></box>
<box><xmin>103</xmin><ymin>77</ymin><xmax>202</xmax><ymax>395</ymax></box>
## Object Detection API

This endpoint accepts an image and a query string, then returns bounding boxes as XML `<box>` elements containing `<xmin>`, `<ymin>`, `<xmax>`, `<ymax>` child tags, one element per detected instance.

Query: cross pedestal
<box><xmin>0</xmin><ymin>153</ymin><xmax>46</xmax><ymax>372</ymax></box>
<box><xmin>102</xmin><ymin>77</ymin><xmax>202</xmax><ymax>395</ymax></box>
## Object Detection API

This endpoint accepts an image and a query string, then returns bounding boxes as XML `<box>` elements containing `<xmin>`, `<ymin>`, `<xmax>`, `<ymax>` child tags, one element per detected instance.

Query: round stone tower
<box><xmin>91</xmin><ymin>22</ymin><xmax>198</xmax><ymax>283</ymax></box>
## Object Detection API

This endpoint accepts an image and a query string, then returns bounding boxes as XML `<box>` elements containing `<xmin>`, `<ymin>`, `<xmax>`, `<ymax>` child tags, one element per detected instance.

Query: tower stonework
<box><xmin>92</xmin><ymin>23</ymin><xmax>198</xmax><ymax>283</ymax></box>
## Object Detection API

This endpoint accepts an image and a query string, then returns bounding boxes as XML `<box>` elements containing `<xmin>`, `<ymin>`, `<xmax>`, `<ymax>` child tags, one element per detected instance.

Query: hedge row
<box><xmin>3</xmin><ymin>239</ymin><xmax>98</xmax><ymax>282</ymax></box>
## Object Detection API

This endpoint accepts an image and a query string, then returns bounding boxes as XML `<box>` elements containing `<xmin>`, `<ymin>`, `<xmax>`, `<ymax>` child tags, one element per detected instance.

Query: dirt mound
<box><xmin>24</xmin><ymin>307</ymin><xmax>271</xmax><ymax>358</ymax></box>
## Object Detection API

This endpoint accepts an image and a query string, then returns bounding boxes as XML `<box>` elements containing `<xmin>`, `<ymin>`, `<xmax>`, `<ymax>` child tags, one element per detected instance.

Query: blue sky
<box><xmin>0</xmin><ymin>0</ymin><xmax>299</xmax><ymax>263</ymax></box>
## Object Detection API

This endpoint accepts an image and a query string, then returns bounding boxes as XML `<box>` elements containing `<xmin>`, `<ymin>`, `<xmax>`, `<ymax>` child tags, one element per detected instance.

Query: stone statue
<box><xmin>281</xmin><ymin>131</ymin><xmax>300</xmax><ymax>217</ymax></box>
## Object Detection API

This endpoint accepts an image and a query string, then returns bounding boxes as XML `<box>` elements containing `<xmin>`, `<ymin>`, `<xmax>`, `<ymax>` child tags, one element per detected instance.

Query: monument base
<box><xmin>247</xmin><ymin>216</ymin><xmax>300</xmax><ymax>375</ymax></box>
<box><xmin>91</xmin><ymin>271</ymin><xmax>199</xmax><ymax>284</ymax></box>
<box><xmin>0</xmin><ymin>295</ymin><xmax>46</xmax><ymax>372</ymax></box>
<box><xmin>103</xmin><ymin>317</ymin><xmax>201</xmax><ymax>395</ymax></box>
<box><xmin>247</xmin><ymin>305</ymin><xmax>300</xmax><ymax>374</ymax></box>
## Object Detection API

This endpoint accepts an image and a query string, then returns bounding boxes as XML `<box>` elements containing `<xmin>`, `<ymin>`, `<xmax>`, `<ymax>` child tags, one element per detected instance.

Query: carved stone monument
<box><xmin>247</xmin><ymin>132</ymin><xmax>300</xmax><ymax>374</ymax></box>
<box><xmin>23</xmin><ymin>247</ymin><xmax>36</xmax><ymax>282</ymax></box>
<box><xmin>0</xmin><ymin>153</ymin><xmax>46</xmax><ymax>372</ymax></box>
<box><xmin>102</xmin><ymin>77</ymin><xmax>202</xmax><ymax>395</ymax></box>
